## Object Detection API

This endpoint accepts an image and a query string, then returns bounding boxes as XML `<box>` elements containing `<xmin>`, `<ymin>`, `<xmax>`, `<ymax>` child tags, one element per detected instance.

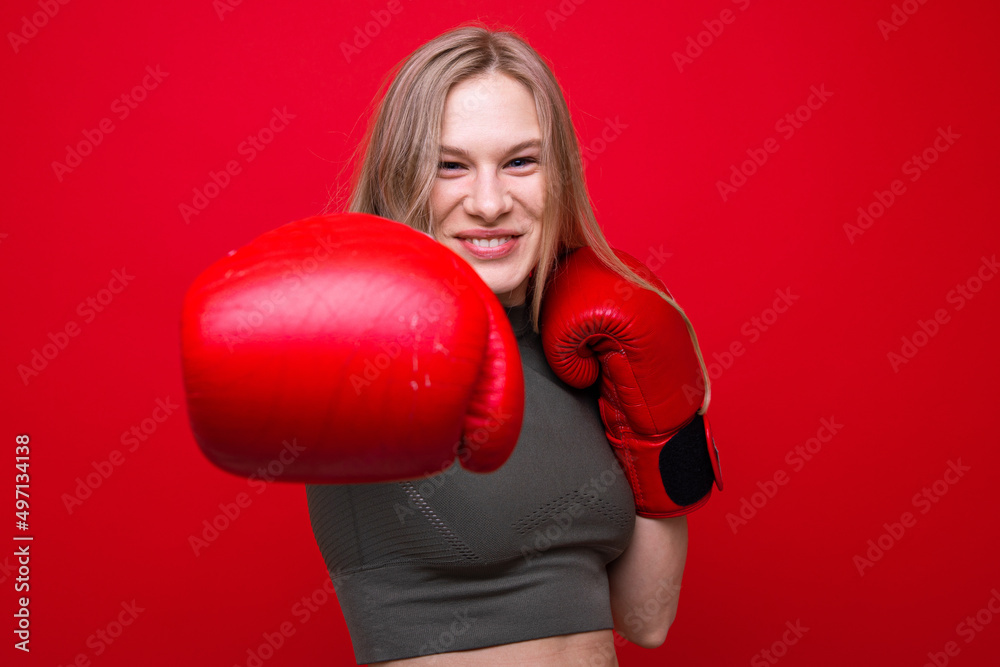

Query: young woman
<box><xmin>305</xmin><ymin>25</ymin><xmax>719</xmax><ymax>666</ymax></box>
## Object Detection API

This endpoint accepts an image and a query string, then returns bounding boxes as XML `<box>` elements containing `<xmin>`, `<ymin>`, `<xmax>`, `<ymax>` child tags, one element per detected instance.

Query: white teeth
<box><xmin>470</xmin><ymin>237</ymin><xmax>511</xmax><ymax>248</ymax></box>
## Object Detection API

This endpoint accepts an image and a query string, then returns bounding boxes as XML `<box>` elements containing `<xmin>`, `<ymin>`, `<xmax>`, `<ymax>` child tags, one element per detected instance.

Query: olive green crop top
<box><xmin>305</xmin><ymin>303</ymin><xmax>636</xmax><ymax>663</ymax></box>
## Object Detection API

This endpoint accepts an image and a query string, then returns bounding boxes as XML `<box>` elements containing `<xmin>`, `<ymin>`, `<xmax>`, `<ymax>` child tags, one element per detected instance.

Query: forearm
<box><xmin>607</xmin><ymin>515</ymin><xmax>688</xmax><ymax>649</ymax></box>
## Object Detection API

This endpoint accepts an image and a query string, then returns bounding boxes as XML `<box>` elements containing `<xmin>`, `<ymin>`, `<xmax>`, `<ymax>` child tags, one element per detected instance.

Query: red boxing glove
<box><xmin>180</xmin><ymin>213</ymin><xmax>524</xmax><ymax>483</ymax></box>
<box><xmin>540</xmin><ymin>246</ymin><xmax>722</xmax><ymax>517</ymax></box>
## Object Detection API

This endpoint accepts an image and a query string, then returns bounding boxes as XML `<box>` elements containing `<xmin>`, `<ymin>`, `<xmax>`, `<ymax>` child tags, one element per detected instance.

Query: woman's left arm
<box><xmin>607</xmin><ymin>515</ymin><xmax>688</xmax><ymax>649</ymax></box>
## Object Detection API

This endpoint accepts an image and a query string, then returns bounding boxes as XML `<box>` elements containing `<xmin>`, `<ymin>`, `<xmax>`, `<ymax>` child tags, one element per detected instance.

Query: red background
<box><xmin>3</xmin><ymin>0</ymin><xmax>999</xmax><ymax>665</ymax></box>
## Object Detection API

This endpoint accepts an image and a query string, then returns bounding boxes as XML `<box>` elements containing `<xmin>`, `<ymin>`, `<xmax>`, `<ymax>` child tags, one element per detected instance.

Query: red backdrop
<box><xmin>3</xmin><ymin>0</ymin><xmax>999</xmax><ymax>665</ymax></box>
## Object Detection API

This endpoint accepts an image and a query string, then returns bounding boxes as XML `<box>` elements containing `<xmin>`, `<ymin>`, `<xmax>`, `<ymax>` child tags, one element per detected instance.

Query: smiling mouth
<box><xmin>459</xmin><ymin>234</ymin><xmax>520</xmax><ymax>259</ymax></box>
<box><xmin>468</xmin><ymin>237</ymin><xmax>513</xmax><ymax>248</ymax></box>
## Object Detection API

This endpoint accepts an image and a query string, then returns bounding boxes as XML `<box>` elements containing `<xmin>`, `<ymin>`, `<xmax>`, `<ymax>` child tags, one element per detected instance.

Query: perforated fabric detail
<box><xmin>512</xmin><ymin>489</ymin><xmax>633</xmax><ymax>535</ymax></box>
<box><xmin>307</xmin><ymin>482</ymin><xmax>481</xmax><ymax>571</ymax></box>
<box><xmin>399</xmin><ymin>481</ymin><xmax>481</xmax><ymax>562</ymax></box>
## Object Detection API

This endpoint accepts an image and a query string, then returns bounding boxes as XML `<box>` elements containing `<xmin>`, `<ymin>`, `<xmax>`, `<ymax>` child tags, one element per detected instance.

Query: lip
<box><xmin>455</xmin><ymin>228</ymin><xmax>521</xmax><ymax>239</ymax></box>
<box><xmin>460</xmin><ymin>235</ymin><xmax>519</xmax><ymax>260</ymax></box>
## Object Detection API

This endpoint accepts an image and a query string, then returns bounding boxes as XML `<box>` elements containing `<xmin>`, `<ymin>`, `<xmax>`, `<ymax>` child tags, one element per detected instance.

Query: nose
<box><xmin>463</xmin><ymin>171</ymin><xmax>513</xmax><ymax>223</ymax></box>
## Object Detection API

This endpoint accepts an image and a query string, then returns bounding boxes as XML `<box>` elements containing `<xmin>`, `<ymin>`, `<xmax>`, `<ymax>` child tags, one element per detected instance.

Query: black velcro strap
<box><xmin>658</xmin><ymin>414</ymin><xmax>716</xmax><ymax>507</ymax></box>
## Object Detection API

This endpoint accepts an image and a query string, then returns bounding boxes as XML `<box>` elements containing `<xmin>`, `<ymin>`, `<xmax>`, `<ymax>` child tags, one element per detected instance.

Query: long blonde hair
<box><xmin>341</xmin><ymin>23</ymin><xmax>711</xmax><ymax>412</ymax></box>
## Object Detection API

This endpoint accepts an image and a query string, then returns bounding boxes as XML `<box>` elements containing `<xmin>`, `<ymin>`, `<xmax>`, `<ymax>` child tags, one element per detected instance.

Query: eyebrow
<box><xmin>439</xmin><ymin>139</ymin><xmax>541</xmax><ymax>159</ymax></box>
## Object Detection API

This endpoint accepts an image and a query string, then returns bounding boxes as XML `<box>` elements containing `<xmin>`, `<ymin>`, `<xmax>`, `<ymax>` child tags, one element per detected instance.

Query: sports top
<box><xmin>305</xmin><ymin>303</ymin><xmax>636</xmax><ymax>663</ymax></box>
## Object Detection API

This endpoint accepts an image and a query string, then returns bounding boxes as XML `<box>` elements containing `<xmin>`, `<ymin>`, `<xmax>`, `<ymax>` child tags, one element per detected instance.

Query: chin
<box><xmin>487</xmin><ymin>284</ymin><xmax>517</xmax><ymax>299</ymax></box>
<box><xmin>489</xmin><ymin>280</ymin><xmax>529</xmax><ymax>305</ymax></box>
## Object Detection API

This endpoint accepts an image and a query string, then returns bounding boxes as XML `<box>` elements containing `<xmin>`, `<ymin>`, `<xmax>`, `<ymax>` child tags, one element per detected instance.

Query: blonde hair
<box><xmin>341</xmin><ymin>23</ymin><xmax>711</xmax><ymax>412</ymax></box>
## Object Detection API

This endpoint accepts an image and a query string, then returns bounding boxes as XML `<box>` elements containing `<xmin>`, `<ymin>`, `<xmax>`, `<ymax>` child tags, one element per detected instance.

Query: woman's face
<box><xmin>430</xmin><ymin>73</ymin><xmax>545</xmax><ymax>307</ymax></box>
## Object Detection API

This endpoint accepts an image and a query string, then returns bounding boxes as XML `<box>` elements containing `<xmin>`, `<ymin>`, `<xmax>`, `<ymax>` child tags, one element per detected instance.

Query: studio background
<box><xmin>3</xmin><ymin>0</ymin><xmax>998</xmax><ymax>665</ymax></box>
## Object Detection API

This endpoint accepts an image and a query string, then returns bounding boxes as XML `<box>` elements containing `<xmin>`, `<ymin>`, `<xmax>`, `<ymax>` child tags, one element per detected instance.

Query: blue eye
<box><xmin>508</xmin><ymin>157</ymin><xmax>537</xmax><ymax>168</ymax></box>
<box><xmin>438</xmin><ymin>161</ymin><xmax>462</xmax><ymax>170</ymax></box>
